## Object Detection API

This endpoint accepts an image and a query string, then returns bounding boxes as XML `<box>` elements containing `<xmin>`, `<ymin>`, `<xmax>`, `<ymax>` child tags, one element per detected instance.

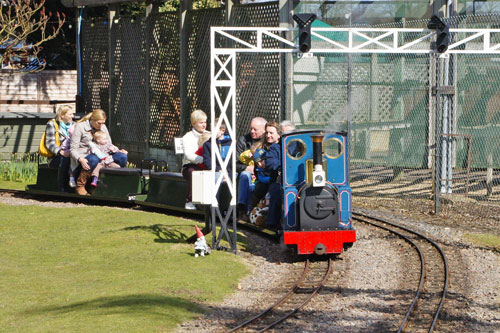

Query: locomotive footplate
<box><xmin>283</xmin><ymin>230</ymin><xmax>356</xmax><ymax>255</ymax></box>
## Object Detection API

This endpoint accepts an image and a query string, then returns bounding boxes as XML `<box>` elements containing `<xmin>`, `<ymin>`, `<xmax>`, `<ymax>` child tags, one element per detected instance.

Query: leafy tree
<box><xmin>119</xmin><ymin>1</ymin><xmax>222</xmax><ymax>15</ymax></box>
<box><xmin>0</xmin><ymin>0</ymin><xmax>66</xmax><ymax>71</ymax></box>
<box><xmin>160</xmin><ymin>0</ymin><xmax>222</xmax><ymax>12</ymax></box>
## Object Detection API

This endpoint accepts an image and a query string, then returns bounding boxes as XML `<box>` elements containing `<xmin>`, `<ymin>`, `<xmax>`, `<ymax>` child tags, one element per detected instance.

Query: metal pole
<box><xmin>441</xmin><ymin>54</ymin><xmax>449</xmax><ymax>194</ymax></box>
<box><xmin>179</xmin><ymin>0</ymin><xmax>193</xmax><ymax>135</ymax></box>
<box><xmin>76</xmin><ymin>8</ymin><xmax>83</xmax><ymax>99</ymax></box>
<box><xmin>279</xmin><ymin>0</ymin><xmax>293</xmax><ymax>121</ymax></box>
<box><xmin>144</xmin><ymin>0</ymin><xmax>157</xmax><ymax>160</ymax></box>
<box><xmin>108</xmin><ymin>4</ymin><xmax>119</xmax><ymax>134</ymax></box>
<box><xmin>435</xmin><ymin>54</ymin><xmax>442</xmax><ymax>213</ymax></box>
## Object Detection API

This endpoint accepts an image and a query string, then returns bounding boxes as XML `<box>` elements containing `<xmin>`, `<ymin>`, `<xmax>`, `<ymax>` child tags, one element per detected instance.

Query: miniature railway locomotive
<box><xmin>281</xmin><ymin>130</ymin><xmax>356</xmax><ymax>255</ymax></box>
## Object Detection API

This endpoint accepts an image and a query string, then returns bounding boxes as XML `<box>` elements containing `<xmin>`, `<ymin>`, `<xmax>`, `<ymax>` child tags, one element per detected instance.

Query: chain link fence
<box><xmin>148</xmin><ymin>12</ymin><xmax>181</xmax><ymax>149</ymax></box>
<box><xmin>80</xmin><ymin>18</ymin><xmax>109</xmax><ymax>115</ymax></box>
<box><xmin>80</xmin><ymin>4</ymin><xmax>500</xmax><ymax>207</ymax></box>
<box><xmin>185</xmin><ymin>8</ymin><xmax>225</xmax><ymax>135</ymax></box>
<box><xmin>291</xmin><ymin>14</ymin><xmax>500</xmax><ymax>206</ymax></box>
<box><xmin>232</xmin><ymin>2</ymin><xmax>281</xmax><ymax>131</ymax></box>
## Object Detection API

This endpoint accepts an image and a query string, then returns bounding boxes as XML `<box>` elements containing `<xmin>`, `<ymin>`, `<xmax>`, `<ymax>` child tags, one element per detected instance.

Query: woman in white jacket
<box><xmin>181</xmin><ymin>110</ymin><xmax>208</xmax><ymax>210</ymax></box>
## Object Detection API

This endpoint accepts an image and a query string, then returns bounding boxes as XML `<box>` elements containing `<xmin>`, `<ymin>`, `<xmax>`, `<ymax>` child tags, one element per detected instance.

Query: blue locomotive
<box><xmin>281</xmin><ymin>130</ymin><xmax>356</xmax><ymax>255</ymax></box>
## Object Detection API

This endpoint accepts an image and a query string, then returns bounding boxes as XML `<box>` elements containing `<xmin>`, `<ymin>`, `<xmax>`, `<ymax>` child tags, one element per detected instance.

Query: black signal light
<box><xmin>293</xmin><ymin>13</ymin><xmax>317</xmax><ymax>53</ymax></box>
<box><xmin>436</xmin><ymin>24</ymin><xmax>450</xmax><ymax>53</ymax></box>
<box><xmin>428</xmin><ymin>15</ymin><xmax>450</xmax><ymax>53</ymax></box>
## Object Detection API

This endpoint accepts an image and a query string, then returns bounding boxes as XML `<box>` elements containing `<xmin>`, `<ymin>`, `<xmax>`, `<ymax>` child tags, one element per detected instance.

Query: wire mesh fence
<box><xmin>110</xmin><ymin>17</ymin><xmax>148</xmax><ymax>147</ymax></box>
<box><xmin>232</xmin><ymin>2</ymin><xmax>281</xmax><ymax>132</ymax></box>
<box><xmin>79</xmin><ymin>5</ymin><xmax>500</xmax><ymax>207</ymax></box>
<box><xmin>148</xmin><ymin>12</ymin><xmax>181</xmax><ymax>149</ymax></box>
<box><xmin>80</xmin><ymin>18</ymin><xmax>109</xmax><ymax>115</ymax></box>
<box><xmin>185</xmin><ymin>8</ymin><xmax>225</xmax><ymax>136</ymax></box>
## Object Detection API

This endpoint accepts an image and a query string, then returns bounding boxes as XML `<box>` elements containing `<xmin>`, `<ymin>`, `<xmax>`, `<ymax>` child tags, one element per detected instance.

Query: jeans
<box><xmin>266</xmin><ymin>182</ymin><xmax>281</xmax><ymax>227</ymax></box>
<box><xmin>85</xmin><ymin>154</ymin><xmax>100</xmax><ymax>172</ymax></box>
<box><xmin>112</xmin><ymin>151</ymin><xmax>128</xmax><ymax>168</ymax></box>
<box><xmin>49</xmin><ymin>155</ymin><xmax>70</xmax><ymax>192</ymax></box>
<box><xmin>237</xmin><ymin>171</ymin><xmax>255</xmax><ymax>212</ymax></box>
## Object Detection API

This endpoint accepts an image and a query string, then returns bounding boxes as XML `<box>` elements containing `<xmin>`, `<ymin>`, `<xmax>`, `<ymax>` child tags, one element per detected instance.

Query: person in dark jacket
<box><xmin>249</xmin><ymin>121</ymin><xmax>282</xmax><ymax>228</ymax></box>
<box><xmin>236</xmin><ymin>117</ymin><xmax>267</xmax><ymax>220</ymax></box>
<box><xmin>202</xmin><ymin>120</ymin><xmax>232</xmax><ymax>176</ymax></box>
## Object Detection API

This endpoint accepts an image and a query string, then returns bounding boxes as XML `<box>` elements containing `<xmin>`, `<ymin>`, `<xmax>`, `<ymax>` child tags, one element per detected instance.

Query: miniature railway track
<box><xmin>353</xmin><ymin>210</ymin><xmax>449</xmax><ymax>333</ymax></box>
<box><xmin>228</xmin><ymin>258</ymin><xmax>332</xmax><ymax>332</ymax></box>
<box><xmin>0</xmin><ymin>189</ymin><xmax>24</xmax><ymax>195</ymax></box>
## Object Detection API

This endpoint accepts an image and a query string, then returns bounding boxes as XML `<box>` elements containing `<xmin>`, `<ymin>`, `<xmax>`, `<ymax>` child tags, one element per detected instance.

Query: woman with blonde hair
<box><xmin>70</xmin><ymin>109</ymin><xmax>128</xmax><ymax>195</ymax></box>
<box><xmin>43</xmin><ymin>105</ymin><xmax>75</xmax><ymax>191</ymax></box>
<box><xmin>181</xmin><ymin>109</ymin><xmax>208</xmax><ymax>210</ymax></box>
<box><xmin>249</xmin><ymin>121</ymin><xmax>282</xmax><ymax>229</ymax></box>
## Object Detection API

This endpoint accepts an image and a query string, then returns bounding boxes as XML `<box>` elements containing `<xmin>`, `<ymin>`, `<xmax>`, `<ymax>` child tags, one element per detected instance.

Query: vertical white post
<box><xmin>211</xmin><ymin>27</ymin><xmax>238</xmax><ymax>252</ymax></box>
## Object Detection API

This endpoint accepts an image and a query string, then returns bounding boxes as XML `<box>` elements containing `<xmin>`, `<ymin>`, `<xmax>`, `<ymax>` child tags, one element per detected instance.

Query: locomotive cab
<box><xmin>281</xmin><ymin>130</ymin><xmax>356</xmax><ymax>255</ymax></box>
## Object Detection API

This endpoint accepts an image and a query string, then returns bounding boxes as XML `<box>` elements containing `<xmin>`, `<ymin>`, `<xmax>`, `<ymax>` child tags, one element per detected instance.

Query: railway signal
<box><xmin>293</xmin><ymin>13</ymin><xmax>316</xmax><ymax>53</ymax></box>
<box><xmin>428</xmin><ymin>15</ymin><xmax>450</xmax><ymax>53</ymax></box>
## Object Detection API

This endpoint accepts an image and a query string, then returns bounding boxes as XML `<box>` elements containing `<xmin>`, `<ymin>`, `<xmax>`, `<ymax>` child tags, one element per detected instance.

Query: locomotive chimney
<box><xmin>311</xmin><ymin>134</ymin><xmax>326</xmax><ymax>187</ymax></box>
<box><xmin>311</xmin><ymin>134</ymin><xmax>324</xmax><ymax>166</ymax></box>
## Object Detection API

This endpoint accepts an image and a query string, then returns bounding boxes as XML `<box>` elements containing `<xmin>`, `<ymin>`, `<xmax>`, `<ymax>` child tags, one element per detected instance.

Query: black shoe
<box><xmin>237</xmin><ymin>204</ymin><xmax>247</xmax><ymax>216</ymax></box>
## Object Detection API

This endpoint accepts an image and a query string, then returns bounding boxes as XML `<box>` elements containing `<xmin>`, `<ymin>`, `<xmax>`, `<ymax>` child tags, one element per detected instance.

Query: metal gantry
<box><xmin>210</xmin><ymin>26</ymin><xmax>500</xmax><ymax>248</ymax></box>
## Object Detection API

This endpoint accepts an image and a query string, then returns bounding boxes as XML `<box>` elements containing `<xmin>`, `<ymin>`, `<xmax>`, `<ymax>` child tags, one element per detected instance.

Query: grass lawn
<box><xmin>0</xmin><ymin>179</ymin><xmax>29</xmax><ymax>190</ymax></box>
<box><xmin>0</xmin><ymin>204</ymin><xmax>249</xmax><ymax>332</ymax></box>
<box><xmin>464</xmin><ymin>233</ymin><xmax>500</xmax><ymax>252</ymax></box>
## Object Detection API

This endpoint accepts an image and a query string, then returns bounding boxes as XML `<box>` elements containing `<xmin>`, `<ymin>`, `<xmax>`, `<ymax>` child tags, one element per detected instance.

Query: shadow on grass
<box><xmin>118</xmin><ymin>224</ymin><xmax>189</xmax><ymax>243</ymax></box>
<box><xmin>24</xmin><ymin>293</ymin><xmax>204</xmax><ymax>318</ymax></box>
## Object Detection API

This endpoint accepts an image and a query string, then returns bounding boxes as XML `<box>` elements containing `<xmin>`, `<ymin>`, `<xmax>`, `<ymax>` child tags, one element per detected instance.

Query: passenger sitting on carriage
<box><xmin>71</xmin><ymin>109</ymin><xmax>128</xmax><ymax>196</ymax></box>
<box><xmin>249</xmin><ymin>121</ymin><xmax>282</xmax><ymax>228</ymax></box>
<box><xmin>202</xmin><ymin>119</ymin><xmax>232</xmax><ymax>177</ymax></box>
<box><xmin>43</xmin><ymin>105</ymin><xmax>75</xmax><ymax>192</ymax></box>
<box><xmin>253</xmin><ymin>148</ymin><xmax>271</xmax><ymax>185</ymax></box>
<box><xmin>87</xmin><ymin>130</ymin><xmax>123</xmax><ymax>187</ymax></box>
<box><xmin>238</xmin><ymin>141</ymin><xmax>262</xmax><ymax>184</ymax></box>
<box><xmin>194</xmin><ymin>131</ymin><xmax>212</xmax><ymax>170</ymax></box>
<box><xmin>181</xmin><ymin>110</ymin><xmax>208</xmax><ymax>210</ymax></box>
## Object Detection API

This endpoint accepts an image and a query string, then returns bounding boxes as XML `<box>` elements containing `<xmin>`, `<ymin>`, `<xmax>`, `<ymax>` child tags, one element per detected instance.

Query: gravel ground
<box><xmin>1</xmin><ymin>192</ymin><xmax>499</xmax><ymax>332</ymax></box>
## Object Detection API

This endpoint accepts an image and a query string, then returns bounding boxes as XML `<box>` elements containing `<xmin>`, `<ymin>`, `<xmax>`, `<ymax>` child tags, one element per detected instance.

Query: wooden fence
<box><xmin>0</xmin><ymin>70</ymin><xmax>77</xmax><ymax>158</ymax></box>
<box><xmin>0</xmin><ymin>70</ymin><xmax>77</xmax><ymax>113</ymax></box>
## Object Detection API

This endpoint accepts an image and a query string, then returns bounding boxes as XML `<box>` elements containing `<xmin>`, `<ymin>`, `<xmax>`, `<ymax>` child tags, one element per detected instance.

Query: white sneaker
<box><xmin>68</xmin><ymin>177</ymin><xmax>76</xmax><ymax>188</ymax></box>
<box><xmin>185</xmin><ymin>202</ymin><xmax>197</xmax><ymax>210</ymax></box>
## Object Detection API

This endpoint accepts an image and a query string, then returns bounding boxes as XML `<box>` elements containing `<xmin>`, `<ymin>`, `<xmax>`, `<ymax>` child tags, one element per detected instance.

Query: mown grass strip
<box><xmin>464</xmin><ymin>233</ymin><xmax>500</xmax><ymax>252</ymax></box>
<box><xmin>0</xmin><ymin>203</ymin><xmax>249</xmax><ymax>332</ymax></box>
<box><xmin>0</xmin><ymin>179</ymin><xmax>29</xmax><ymax>190</ymax></box>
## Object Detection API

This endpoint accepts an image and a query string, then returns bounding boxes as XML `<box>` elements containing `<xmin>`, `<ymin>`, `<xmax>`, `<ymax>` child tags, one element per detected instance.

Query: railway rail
<box><xmin>353</xmin><ymin>210</ymin><xmax>449</xmax><ymax>333</ymax></box>
<box><xmin>229</xmin><ymin>258</ymin><xmax>332</xmax><ymax>332</ymax></box>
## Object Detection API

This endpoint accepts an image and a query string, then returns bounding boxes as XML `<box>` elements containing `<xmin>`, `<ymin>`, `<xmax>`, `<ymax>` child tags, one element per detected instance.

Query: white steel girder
<box><xmin>212</xmin><ymin>27</ymin><xmax>500</xmax><ymax>54</ymax></box>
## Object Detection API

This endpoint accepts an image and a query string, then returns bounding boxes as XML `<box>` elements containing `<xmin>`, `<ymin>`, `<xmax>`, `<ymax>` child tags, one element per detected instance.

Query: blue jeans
<box><xmin>85</xmin><ymin>154</ymin><xmax>100</xmax><ymax>172</ymax></box>
<box><xmin>238</xmin><ymin>171</ymin><xmax>255</xmax><ymax>212</ymax></box>
<box><xmin>266</xmin><ymin>182</ymin><xmax>281</xmax><ymax>227</ymax></box>
<box><xmin>49</xmin><ymin>155</ymin><xmax>70</xmax><ymax>191</ymax></box>
<box><xmin>112</xmin><ymin>151</ymin><xmax>128</xmax><ymax>168</ymax></box>
<box><xmin>85</xmin><ymin>152</ymin><xmax>127</xmax><ymax>172</ymax></box>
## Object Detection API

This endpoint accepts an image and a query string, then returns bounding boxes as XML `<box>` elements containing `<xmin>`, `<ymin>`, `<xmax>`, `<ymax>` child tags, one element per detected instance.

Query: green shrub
<box><xmin>0</xmin><ymin>153</ymin><xmax>43</xmax><ymax>183</ymax></box>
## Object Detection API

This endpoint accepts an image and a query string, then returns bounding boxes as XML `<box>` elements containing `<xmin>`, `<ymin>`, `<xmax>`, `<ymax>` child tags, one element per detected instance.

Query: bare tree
<box><xmin>0</xmin><ymin>0</ymin><xmax>65</xmax><ymax>71</ymax></box>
